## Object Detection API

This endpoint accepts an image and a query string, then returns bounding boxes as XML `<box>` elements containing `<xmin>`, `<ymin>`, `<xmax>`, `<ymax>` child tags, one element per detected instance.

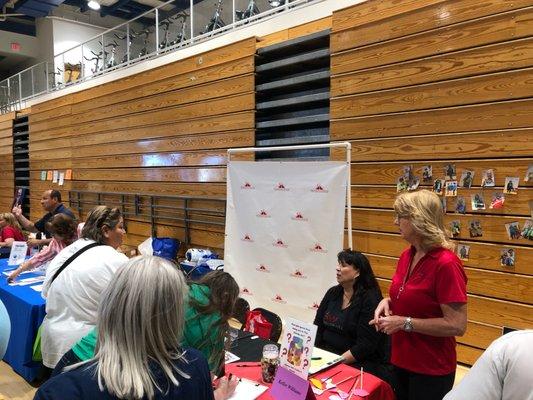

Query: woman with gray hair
<box><xmin>40</xmin><ymin>206</ymin><xmax>128</xmax><ymax>371</ymax></box>
<box><xmin>370</xmin><ymin>190</ymin><xmax>467</xmax><ymax>400</ymax></box>
<box><xmin>34</xmin><ymin>256</ymin><xmax>237</xmax><ymax>400</ymax></box>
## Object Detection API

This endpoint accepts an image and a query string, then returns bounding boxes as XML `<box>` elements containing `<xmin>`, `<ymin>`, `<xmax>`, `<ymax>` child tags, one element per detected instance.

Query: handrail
<box><xmin>0</xmin><ymin>0</ymin><xmax>322</xmax><ymax>114</ymax></box>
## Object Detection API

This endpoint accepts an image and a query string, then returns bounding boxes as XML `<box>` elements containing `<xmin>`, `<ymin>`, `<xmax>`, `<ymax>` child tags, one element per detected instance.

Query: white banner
<box><xmin>224</xmin><ymin>161</ymin><xmax>348</xmax><ymax>323</ymax></box>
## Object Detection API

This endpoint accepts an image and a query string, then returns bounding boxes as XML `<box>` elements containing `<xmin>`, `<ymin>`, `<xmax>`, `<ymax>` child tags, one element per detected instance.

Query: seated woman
<box><xmin>54</xmin><ymin>270</ymin><xmax>240</xmax><ymax>377</ymax></box>
<box><xmin>0</xmin><ymin>212</ymin><xmax>25</xmax><ymax>248</ymax></box>
<box><xmin>34</xmin><ymin>256</ymin><xmax>237</xmax><ymax>400</ymax></box>
<box><xmin>41</xmin><ymin>206</ymin><xmax>128</xmax><ymax>371</ymax></box>
<box><xmin>314</xmin><ymin>249</ymin><xmax>390</xmax><ymax>382</ymax></box>
<box><xmin>7</xmin><ymin>214</ymin><xmax>77</xmax><ymax>282</ymax></box>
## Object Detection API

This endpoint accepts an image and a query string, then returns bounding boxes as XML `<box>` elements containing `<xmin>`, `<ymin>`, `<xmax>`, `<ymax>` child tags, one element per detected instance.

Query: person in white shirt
<box><xmin>41</xmin><ymin>205</ymin><xmax>128</xmax><ymax>369</ymax></box>
<box><xmin>443</xmin><ymin>330</ymin><xmax>533</xmax><ymax>400</ymax></box>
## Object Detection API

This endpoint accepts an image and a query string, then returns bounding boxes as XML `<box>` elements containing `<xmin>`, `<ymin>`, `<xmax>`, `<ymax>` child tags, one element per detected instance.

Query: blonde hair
<box><xmin>394</xmin><ymin>190</ymin><xmax>454</xmax><ymax>251</ymax></box>
<box><xmin>0</xmin><ymin>213</ymin><xmax>22</xmax><ymax>231</ymax></box>
<box><xmin>71</xmin><ymin>256</ymin><xmax>190</xmax><ymax>399</ymax></box>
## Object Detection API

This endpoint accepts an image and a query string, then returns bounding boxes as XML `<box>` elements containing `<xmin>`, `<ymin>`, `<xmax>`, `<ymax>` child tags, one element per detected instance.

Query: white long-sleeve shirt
<box><xmin>444</xmin><ymin>330</ymin><xmax>533</xmax><ymax>400</ymax></box>
<box><xmin>41</xmin><ymin>238</ymin><xmax>128</xmax><ymax>368</ymax></box>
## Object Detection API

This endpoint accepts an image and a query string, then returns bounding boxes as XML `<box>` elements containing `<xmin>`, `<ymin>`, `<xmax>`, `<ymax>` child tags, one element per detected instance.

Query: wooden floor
<box><xmin>0</xmin><ymin>359</ymin><xmax>470</xmax><ymax>399</ymax></box>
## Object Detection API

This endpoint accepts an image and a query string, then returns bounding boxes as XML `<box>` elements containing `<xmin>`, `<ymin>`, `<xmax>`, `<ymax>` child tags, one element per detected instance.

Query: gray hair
<box><xmin>81</xmin><ymin>206</ymin><xmax>122</xmax><ymax>244</ymax></box>
<box><xmin>94</xmin><ymin>256</ymin><xmax>189</xmax><ymax>399</ymax></box>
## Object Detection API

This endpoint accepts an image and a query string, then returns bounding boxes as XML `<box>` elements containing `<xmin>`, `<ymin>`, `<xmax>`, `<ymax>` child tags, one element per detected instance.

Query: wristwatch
<box><xmin>403</xmin><ymin>317</ymin><xmax>413</xmax><ymax>332</ymax></box>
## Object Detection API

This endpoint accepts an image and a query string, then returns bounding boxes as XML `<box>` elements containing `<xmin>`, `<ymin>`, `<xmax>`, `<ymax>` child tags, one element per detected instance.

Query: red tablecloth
<box><xmin>226</xmin><ymin>362</ymin><xmax>395</xmax><ymax>400</ymax></box>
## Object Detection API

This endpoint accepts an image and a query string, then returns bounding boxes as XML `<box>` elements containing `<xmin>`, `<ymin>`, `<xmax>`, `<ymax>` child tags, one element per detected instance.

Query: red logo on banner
<box><xmin>256</xmin><ymin>264</ymin><xmax>270</xmax><ymax>273</ymax></box>
<box><xmin>291</xmin><ymin>211</ymin><xmax>308</xmax><ymax>221</ymax></box>
<box><xmin>273</xmin><ymin>239</ymin><xmax>288</xmax><ymax>248</ymax></box>
<box><xmin>290</xmin><ymin>269</ymin><xmax>307</xmax><ymax>279</ymax></box>
<box><xmin>310</xmin><ymin>243</ymin><xmax>327</xmax><ymax>253</ymax></box>
<box><xmin>311</xmin><ymin>184</ymin><xmax>328</xmax><ymax>193</ymax></box>
<box><xmin>274</xmin><ymin>182</ymin><xmax>289</xmax><ymax>191</ymax></box>
<box><xmin>308</xmin><ymin>302</ymin><xmax>320</xmax><ymax>310</ymax></box>
<box><xmin>242</xmin><ymin>234</ymin><xmax>254</xmax><ymax>242</ymax></box>
<box><xmin>256</xmin><ymin>209</ymin><xmax>271</xmax><ymax>218</ymax></box>
<box><xmin>272</xmin><ymin>294</ymin><xmax>287</xmax><ymax>304</ymax></box>
<box><xmin>241</xmin><ymin>287</ymin><xmax>253</xmax><ymax>295</ymax></box>
<box><xmin>241</xmin><ymin>182</ymin><xmax>254</xmax><ymax>189</ymax></box>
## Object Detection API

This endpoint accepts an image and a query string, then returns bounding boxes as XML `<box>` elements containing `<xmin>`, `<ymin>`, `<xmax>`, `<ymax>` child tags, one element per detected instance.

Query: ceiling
<box><xmin>0</xmin><ymin>0</ymin><xmax>190</xmax><ymax>36</ymax></box>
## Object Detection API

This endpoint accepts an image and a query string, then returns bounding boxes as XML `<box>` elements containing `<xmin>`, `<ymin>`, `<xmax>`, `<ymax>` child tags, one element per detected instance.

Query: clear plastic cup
<box><xmin>261</xmin><ymin>344</ymin><xmax>279</xmax><ymax>383</ymax></box>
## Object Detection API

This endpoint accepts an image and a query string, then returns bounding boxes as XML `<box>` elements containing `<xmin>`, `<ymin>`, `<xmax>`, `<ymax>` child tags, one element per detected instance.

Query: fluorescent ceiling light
<box><xmin>269</xmin><ymin>0</ymin><xmax>284</xmax><ymax>7</ymax></box>
<box><xmin>87</xmin><ymin>0</ymin><xmax>101</xmax><ymax>10</ymax></box>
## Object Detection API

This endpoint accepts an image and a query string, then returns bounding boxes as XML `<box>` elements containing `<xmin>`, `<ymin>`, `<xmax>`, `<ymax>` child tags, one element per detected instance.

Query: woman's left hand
<box><xmin>375</xmin><ymin>315</ymin><xmax>405</xmax><ymax>335</ymax></box>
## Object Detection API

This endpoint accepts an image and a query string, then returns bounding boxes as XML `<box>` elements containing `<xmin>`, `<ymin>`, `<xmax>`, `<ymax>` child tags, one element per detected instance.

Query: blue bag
<box><xmin>152</xmin><ymin>238</ymin><xmax>180</xmax><ymax>261</ymax></box>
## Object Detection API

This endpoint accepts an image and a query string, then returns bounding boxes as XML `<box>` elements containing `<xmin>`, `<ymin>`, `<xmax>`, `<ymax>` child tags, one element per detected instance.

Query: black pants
<box><xmin>392</xmin><ymin>366</ymin><xmax>455</xmax><ymax>400</ymax></box>
<box><xmin>51</xmin><ymin>349</ymin><xmax>83</xmax><ymax>377</ymax></box>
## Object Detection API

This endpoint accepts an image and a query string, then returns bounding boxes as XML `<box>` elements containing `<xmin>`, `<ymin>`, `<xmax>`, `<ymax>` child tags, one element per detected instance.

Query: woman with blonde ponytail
<box><xmin>369</xmin><ymin>190</ymin><xmax>467</xmax><ymax>400</ymax></box>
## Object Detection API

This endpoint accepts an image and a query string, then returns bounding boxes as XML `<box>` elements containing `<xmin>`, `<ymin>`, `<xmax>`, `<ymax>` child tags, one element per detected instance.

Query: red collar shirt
<box><xmin>389</xmin><ymin>246</ymin><xmax>467</xmax><ymax>375</ymax></box>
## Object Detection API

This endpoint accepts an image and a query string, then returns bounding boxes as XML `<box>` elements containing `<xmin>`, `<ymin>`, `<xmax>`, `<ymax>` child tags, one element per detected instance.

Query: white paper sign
<box><xmin>279</xmin><ymin>318</ymin><xmax>317</xmax><ymax>380</ymax></box>
<box><xmin>58</xmin><ymin>172</ymin><xmax>65</xmax><ymax>186</ymax></box>
<box><xmin>8</xmin><ymin>241</ymin><xmax>28</xmax><ymax>266</ymax></box>
<box><xmin>52</xmin><ymin>170</ymin><xmax>59</xmax><ymax>183</ymax></box>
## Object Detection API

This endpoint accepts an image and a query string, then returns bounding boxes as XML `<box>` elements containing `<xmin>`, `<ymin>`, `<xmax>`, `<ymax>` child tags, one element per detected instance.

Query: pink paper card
<box><xmin>270</xmin><ymin>366</ymin><xmax>316</xmax><ymax>400</ymax></box>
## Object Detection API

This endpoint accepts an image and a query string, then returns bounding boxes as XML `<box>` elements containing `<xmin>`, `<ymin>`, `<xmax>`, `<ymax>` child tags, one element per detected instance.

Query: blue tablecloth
<box><xmin>0</xmin><ymin>258</ymin><xmax>46</xmax><ymax>382</ymax></box>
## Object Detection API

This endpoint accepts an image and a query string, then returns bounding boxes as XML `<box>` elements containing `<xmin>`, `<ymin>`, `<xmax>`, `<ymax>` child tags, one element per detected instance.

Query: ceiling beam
<box><xmin>100</xmin><ymin>0</ymin><xmax>131</xmax><ymax>17</ymax></box>
<box><xmin>0</xmin><ymin>19</ymin><xmax>36</xmax><ymax>36</ymax></box>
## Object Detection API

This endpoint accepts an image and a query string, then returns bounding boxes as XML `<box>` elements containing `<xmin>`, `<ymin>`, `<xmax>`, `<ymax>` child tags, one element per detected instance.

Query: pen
<box><xmin>235</xmin><ymin>363</ymin><xmax>261</xmax><ymax>367</ymax></box>
<box><xmin>311</xmin><ymin>357</ymin><xmax>322</xmax><ymax>360</ymax></box>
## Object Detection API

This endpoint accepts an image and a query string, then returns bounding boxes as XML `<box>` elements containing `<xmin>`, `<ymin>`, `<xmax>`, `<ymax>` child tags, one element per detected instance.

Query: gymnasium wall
<box><xmin>27</xmin><ymin>38</ymin><xmax>256</xmax><ymax>254</ymax></box>
<box><xmin>330</xmin><ymin>0</ymin><xmax>533</xmax><ymax>364</ymax></box>
<box><xmin>0</xmin><ymin>112</ymin><xmax>15</xmax><ymax>212</ymax></box>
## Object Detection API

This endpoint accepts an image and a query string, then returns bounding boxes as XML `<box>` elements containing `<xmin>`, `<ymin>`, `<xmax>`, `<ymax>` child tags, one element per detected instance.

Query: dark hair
<box><xmin>45</xmin><ymin>213</ymin><xmax>78</xmax><ymax>245</ymax></box>
<box><xmin>337</xmin><ymin>249</ymin><xmax>381</xmax><ymax>297</ymax></box>
<box><xmin>81</xmin><ymin>206</ymin><xmax>122</xmax><ymax>244</ymax></box>
<box><xmin>50</xmin><ymin>190</ymin><xmax>62</xmax><ymax>203</ymax></box>
<box><xmin>189</xmin><ymin>270</ymin><xmax>239</xmax><ymax>370</ymax></box>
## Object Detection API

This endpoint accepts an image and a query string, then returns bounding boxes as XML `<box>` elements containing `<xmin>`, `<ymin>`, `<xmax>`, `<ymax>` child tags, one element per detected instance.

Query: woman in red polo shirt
<box><xmin>370</xmin><ymin>190</ymin><xmax>467</xmax><ymax>400</ymax></box>
<box><xmin>0</xmin><ymin>212</ymin><xmax>25</xmax><ymax>248</ymax></box>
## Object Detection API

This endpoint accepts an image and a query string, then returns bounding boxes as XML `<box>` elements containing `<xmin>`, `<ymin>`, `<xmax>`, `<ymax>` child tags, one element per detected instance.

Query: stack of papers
<box><xmin>228</xmin><ymin>378</ymin><xmax>268</xmax><ymax>400</ymax></box>
<box><xmin>308</xmin><ymin>347</ymin><xmax>344</xmax><ymax>374</ymax></box>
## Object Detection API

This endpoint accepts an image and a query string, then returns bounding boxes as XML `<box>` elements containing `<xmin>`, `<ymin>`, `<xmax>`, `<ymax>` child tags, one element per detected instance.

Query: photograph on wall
<box><xmin>521</xmin><ymin>220</ymin><xmax>533</xmax><ymax>240</ymax></box>
<box><xmin>12</xmin><ymin>187</ymin><xmax>27</xmax><ymax>209</ymax></box>
<box><xmin>471</xmin><ymin>193</ymin><xmax>486</xmax><ymax>210</ymax></box>
<box><xmin>440</xmin><ymin>197</ymin><xmax>447</xmax><ymax>213</ymax></box>
<box><xmin>469</xmin><ymin>220</ymin><xmax>483</xmax><ymax>238</ymax></box>
<box><xmin>525</xmin><ymin>165</ymin><xmax>533</xmax><ymax>182</ymax></box>
<box><xmin>500</xmin><ymin>248</ymin><xmax>515</xmax><ymax>267</ymax></box>
<box><xmin>455</xmin><ymin>196</ymin><xmax>466</xmax><ymax>214</ymax></box>
<box><xmin>433</xmin><ymin>179</ymin><xmax>445</xmax><ymax>195</ymax></box>
<box><xmin>481</xmin><ymin>169</ymin><xmax>495</xmax><ymax>187</ymax></box>
<box><xmin>490</xmin><ymin>192</ymin><xmax>505</xmax><ymax>209</ymax></box>
<box><xmin>397</xmin><ymin>176</ymin><xmax>408</xmax><ymax>193</ymax></box>
<box><xmin>450</xmin><ymin>220</ymin><xmax>461</xmax><ymax>238</ymax></box>
<box><xmin>408</xmin><ymin>176</ymin><xmax>420</xmax><ymax>191</ymax></box>
<box><xmin>456</xmin><ymin>244</ymin><xmax>470</xmax><ymax>261</ymax></box>
<box><xmin>444</xmin><ymin>164</ymin><xmax>456</xmax><ymax>180</ymax></box>
<box><xmin>504</xmin><ymin>177</ymin><xmax>519</xmax><ymax>194</ymax></box>
<box><xmin>459</xmin><ymin>170</ymin><xmax>475</xmax><ymax>188</ymax></box>
<box><xmin>422</xmin><ymin>165</ymin><xmax>433</xmax><ymax>183</ymax></box>
<box><xmin>445</xmin><ymin>180</ymin><xmax>458</xmax><ymax>197</ymax></box>
<box><xmin>505</xmin><ymin>222</ymin><xmax>522</xmax><ymax>240</ymax></box>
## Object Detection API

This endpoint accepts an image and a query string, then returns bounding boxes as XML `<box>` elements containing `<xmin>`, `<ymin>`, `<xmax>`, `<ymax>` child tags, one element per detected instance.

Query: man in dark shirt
<box><xmin>12</xmin><ymin>189</ymin><xmax>75</xmax><ymax>247</ymax></box>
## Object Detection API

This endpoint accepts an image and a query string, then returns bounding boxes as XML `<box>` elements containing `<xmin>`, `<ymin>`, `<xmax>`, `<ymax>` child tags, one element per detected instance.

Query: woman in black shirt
<box><xmin>314</xmin><ymin>250</ymin><xmax>390</xmax><ymax>382</ymax></box>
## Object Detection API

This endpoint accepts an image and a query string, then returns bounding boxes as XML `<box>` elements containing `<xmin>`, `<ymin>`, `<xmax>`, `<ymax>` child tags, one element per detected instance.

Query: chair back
<box><xmin>232</xmin><ymin>297</ymin><xmax>250</xmax><ymax>325</ymax></box>
<box><xmin>252</xmin><ymin>307</ymin><xmax>282</xmax><ymax>342</ymax></box>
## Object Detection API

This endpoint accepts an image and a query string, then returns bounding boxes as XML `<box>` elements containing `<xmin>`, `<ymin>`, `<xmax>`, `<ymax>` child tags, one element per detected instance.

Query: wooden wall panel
<box><xmin>333</xmin><ymin>0</ymin><xmax>533</xmax><ymax>365</ymax></box>
<box><xmin>0</xmin><ymin>113</ymin><xmax>13</xmax><ymax>212</ymax></box>
<box><xmin>28</xmin><ymin>39</ymin><xmax>255</xmax><ymax>254</ymax></box>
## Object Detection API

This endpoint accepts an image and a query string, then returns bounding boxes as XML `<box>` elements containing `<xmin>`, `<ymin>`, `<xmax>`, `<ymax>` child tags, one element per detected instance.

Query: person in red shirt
<box><xmin>0</xmin><ymin>212</ymin><xmax>25</xmax><ymax>248</ymax></box>
<box><xmin>370</xmin><ymin>190</ymin><xmax>467</xmax><ymax>400</ymax></box>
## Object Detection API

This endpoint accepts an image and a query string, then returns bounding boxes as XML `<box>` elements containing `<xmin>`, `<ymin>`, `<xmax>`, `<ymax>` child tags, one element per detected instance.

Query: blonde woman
<box><xmin>0</xmin><ymin>212</ymin><xmax>25</xmax><ymax>248</ymax></box>
<box><xmin>370</xmin><ymin>190</ymin><xmax>467</xmax><ymax>400</ymax></box>
<box><xmin>34</xmin><ymin>256</ymin><xmax>237</xmax><ymax>400</ymax></box>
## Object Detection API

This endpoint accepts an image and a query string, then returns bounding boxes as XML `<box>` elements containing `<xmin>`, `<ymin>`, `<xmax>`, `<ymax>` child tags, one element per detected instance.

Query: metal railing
<box><xmin>69</xmin><ymin>190</ymin><xmax>225</xmax><ymax>247</ymax></box>
<box><xmin>0</xmin><ymin>0</ymin><xmax>320</xmax><ymax>114</ymax></box>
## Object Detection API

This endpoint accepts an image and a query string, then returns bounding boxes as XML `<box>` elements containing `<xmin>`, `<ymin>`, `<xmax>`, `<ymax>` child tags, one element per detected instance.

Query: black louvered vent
<box><xmin>255</xmin><ymin>29</ymin><xmax>330</xmax><ymax>160</ymax></box>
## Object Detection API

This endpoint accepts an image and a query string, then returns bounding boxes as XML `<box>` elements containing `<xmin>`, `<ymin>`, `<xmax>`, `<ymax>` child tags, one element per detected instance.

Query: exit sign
<box><xmin>11</xmin><ymin>42</ymin><xmax>21</xmax><ymax>51</ymax></box>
